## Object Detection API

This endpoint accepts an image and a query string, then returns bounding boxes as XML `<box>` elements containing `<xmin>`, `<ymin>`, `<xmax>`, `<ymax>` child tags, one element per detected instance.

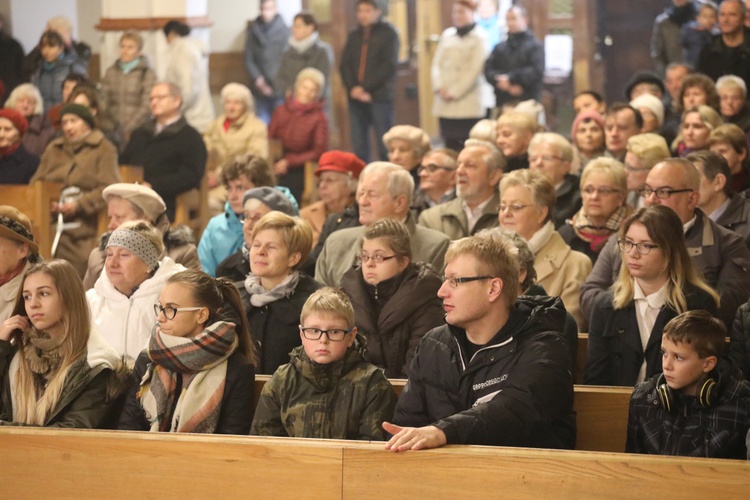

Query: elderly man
<box><xmin>527</xmin><ymin>132</ymin><xmax>581</xmax><ymax>228</ymax></box>
<box><xmin>412</xmin><ymin>148</ymin><xmax>458</xmax><ymax>215</ymax></box>
<box><xmin>418</xmin><ymin>140</ymin><xmax>502</xmax><ymax>239</ymax></box>
<box><xmin>383</xmin><ymin>230</ymin><xmax>575</xmax><ymax>451</ymax></box>
<box><xmin>687</xmin><ymin>150</ymin><xmax>750</xmax><ymax>247</ymax></box>
<box><xmin>698</xmin><ymin>0</ymin><xmax>750</xmax><ymax>88</ymax></box>
<box><xmin>604</xmin><ymin>104</ymin><xmax>643</xmax><ymax>162</ymax></box>
<box><xmin>315</xmin><ymin>162</ymin><xmax>450</xmax><ymax>287</ymax></box>
<box><xmin>580</xmin><ymin>158</ymin><xmax>750</xmax><ymax>329</ymax></box>
<box><xmin>624</xmin><ymin>133</ymin><xmax>671</xmax><ymax>209</ymax></box>
<box><xmin>82</xmin><ymin>183</ymin><xmax>200</xmax><ymax>289</ymax></box>
<box><xmin>120</xmin><ymin>82</ymin><xmax>207</xmax><ymax>221</ymax></box>
<box><xmin>716</xmin><ymin>75</ymin><xmax>750</xmax><ymax>131</ymax></box>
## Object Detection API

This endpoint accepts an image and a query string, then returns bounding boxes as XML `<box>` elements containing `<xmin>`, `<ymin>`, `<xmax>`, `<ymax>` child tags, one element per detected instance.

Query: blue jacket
<box><xmin>198</xmin><ymin>201</ymin><xmax>244</xmax><ymax>277</ymax></box>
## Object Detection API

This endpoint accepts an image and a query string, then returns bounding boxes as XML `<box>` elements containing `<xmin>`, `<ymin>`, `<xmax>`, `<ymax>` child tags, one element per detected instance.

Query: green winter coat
<box><xmin>250</xmin><ymin>336</ymin><xmax>396</xmax><ymax>440</ymax></box>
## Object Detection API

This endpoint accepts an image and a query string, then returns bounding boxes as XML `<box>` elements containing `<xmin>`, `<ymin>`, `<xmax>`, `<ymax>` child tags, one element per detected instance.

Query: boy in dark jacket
<box><xmin>627</xmin><ymin>310</ymin><xmax>750</xmax><ymax>459</ymax></box>
<box><xmin>251</xmin><ymin>287</ymin><xmax>396</xmax><ymax>439</ymax></box>
<box><xmin>384</xmin><ymin>230</ymin><xmax>576</xmax><ymax>451</ymax></box>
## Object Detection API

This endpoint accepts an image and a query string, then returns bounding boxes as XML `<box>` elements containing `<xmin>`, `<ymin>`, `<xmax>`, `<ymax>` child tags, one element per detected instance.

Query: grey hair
<box><xmin>5</xmin><ymin>83</ymin><xmax>44</xmax><ymax>115</ymax></box>
<box><xmin>360</xmin><ymin>161</ymin><xmax>414</xmax><ymax>206</ymax></box>
<box><xmin>463</xmin><ymin>138</ymin><xmax>507</xmax><ymax>172</ymax></box>
<box><xmin>480</xmin><ymin>227</ymin><xmax>536</xmax><ymax>291</ymax></box>
<box><xmin>528</xmin><ymin>132</ymin><xmax>574</xmax><ymax>163</ymax></box>
<box><xmin>716</xmin><ymin>74</ymin><xmax>747</xmax><ymax>99</ymax></box>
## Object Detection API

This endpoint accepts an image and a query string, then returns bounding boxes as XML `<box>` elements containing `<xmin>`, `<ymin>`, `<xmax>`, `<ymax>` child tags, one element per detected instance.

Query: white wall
<box><xmin>10</xmin><ymin>0</ymin><xmax>78</xmax><ymax>53</ymax></box>
<box><xmin>207</xmin><ymin>0</ymin><xmax>300</xmax><ymax>53</ymax></box>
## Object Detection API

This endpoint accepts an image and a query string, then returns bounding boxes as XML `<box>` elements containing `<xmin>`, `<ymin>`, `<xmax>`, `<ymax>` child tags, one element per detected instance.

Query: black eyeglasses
<box><xmin>153</xmin><ymin>304</ymin><xmax>204</xmax><ymax>320</ymax></box>
<box><xmin>300</xmin><ymin>327</ymin><xmax>353</xmax><ymax>341</ymax></box>
<box><xmin>617</xmin><ymin>240</ymin><xmax>659</xmax><ymax>255</ymax></box>
<box><xmin>357</xmin><ymin>253</ymin><xmax>397</xmax><ymax>264</ymax></box>
<box><xmin>637</xmin><ymin>187</ymin><xmax>693</xmax><ymax>199</ymax></box>
<box><xmin>443</xmin><ymin>276</ymin><xmax>495</xmax><ymax>288</ymax></box>
<box><xmin>418</xmin><ymin>163</ymin><xmax>456</xmax><ymax>174</ymax></box>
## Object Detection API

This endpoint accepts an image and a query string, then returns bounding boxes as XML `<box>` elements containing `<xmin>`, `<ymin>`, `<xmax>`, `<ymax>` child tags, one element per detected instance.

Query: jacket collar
<box><xmin>534</xmin><ymin>231</ymin><xmax>572</xmax><ymax>283</ymax></box>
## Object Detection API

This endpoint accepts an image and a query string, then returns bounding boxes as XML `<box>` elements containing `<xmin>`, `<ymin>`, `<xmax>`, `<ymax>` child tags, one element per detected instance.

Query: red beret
<box><xmin>315</xmin><ymin>151</ymin><xmax>366</xmax><ymax>179</ymax></box>
<box><xmin>0</xmin><ymin>108</ymin><xmax>28</xmax><ymax>137</ymax></box>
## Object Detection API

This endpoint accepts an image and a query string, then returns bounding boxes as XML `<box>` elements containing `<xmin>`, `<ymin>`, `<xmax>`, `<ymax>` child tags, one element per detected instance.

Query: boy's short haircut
<box><xmin>221</xmin><ymin>154</ymin><xmax>276</xmax><ymax>187</ymax></box>
<box><xmin>300</xmin><ymin>287</ymin><xmax>355</xmax><ymax>328</ymax></box>
<box><xmin>40</xmin><ymin>30</ymin><xmax>64</xmax><ymax>48</ymax></box>
<box><xmin>574</xmin><ymin>89</ymin><xmax>604</xmax><ymax>104</ymax></box>
<box><xmin>251</xmin><ymin>212</ymin><xmax>313</xmax><ymax>269</ymax></box>
<box><xmin>607</xmin><ymin>103</ymin><xmax>644</xmax><ymax>130</ymax></box>
<box><xmin>663</xmin><ymin>310</ymin><xmax>726</xmax><ymax>359</ymax></box>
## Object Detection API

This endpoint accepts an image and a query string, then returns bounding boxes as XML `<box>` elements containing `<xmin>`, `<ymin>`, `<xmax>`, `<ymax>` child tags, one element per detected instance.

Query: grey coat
<box><xmin>101</xmin><ymin>56</ymin><xmax>157</xmax><ymax>135</ymax></box>
<box><xmin>244</xmin><ymin>14</ymin><xmax>290</xmax><ymax>97</ymax></box>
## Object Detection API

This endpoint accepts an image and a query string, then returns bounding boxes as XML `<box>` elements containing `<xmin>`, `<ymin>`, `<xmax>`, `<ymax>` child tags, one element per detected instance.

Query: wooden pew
<box><xmin>174</xmin><ymin>171</ymin><xmax>210</xmax><ymax>240</ymax></box>
<box><xmin>2</xmin><ymin>181</ymin><xmax>63</xmax><ymax>259</ymax></box>
<box><xmin>1</xmin><ymin>427</ymin><xmax>747</xmax><ymax>499</ymax></box>
<box><xmin>254</xmin><ymin>376</ymin><xmax>630</xmax><ymax>453</ymax></box>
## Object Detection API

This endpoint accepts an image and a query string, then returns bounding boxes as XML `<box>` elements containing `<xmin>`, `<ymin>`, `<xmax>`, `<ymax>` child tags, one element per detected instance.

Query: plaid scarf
<box><xmin>139</xmin><ymin>321</ymin><xmax>238</xmax><ymax>433</ymax></box>
<box><xmin>571</xmin><ymin>205</ymin><xmax>630</xmax><ymax>253</ymax></box>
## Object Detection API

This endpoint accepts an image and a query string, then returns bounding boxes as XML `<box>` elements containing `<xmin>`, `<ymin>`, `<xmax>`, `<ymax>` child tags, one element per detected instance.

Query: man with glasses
<box><xmin>121</xmin><ymin>81</ymin><xmax>207</xmax><ymax>221</ymax></box>
<box><xmin>315</xmin><ymin>162</ymin><xmax>450</xmax><ymax>287</ymax></box>
<box><xmin>580</xmin><ymin>158</ymin><xmax>750</xmax><ymax>328</ymax></box>
<box><xmin>383</xmin><ymin>230</ymin><xmax>575</xmax><ymax>451</ymax></box>
<box><xmin>411</xmin><ymin>148</ymin><xmax>458</xmax><ymax>216</ymax></box>
<box><xmin>418</xmin><ymin>140</ymin><xmax>503</xmax><ymax>240</ymax></box>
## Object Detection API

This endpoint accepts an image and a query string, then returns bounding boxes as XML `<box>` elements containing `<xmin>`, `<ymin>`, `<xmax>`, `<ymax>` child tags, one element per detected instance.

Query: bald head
<box><xmin>643</xmin><ymin>159</ymin><xmax>701</xmax><ymax>223</ymax></box>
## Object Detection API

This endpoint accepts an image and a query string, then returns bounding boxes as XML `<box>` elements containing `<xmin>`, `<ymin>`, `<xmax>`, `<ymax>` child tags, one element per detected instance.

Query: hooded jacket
<box><xmin>341</xmin><ymin>261</ymin><xmax>444</xmax><ymax>378</ymax></box>
<box><xmin>86</xmin><ymin>257</ymin><xmax>187</xmax><ymax>360</ymax></box>
<box><xmin>198</xmin><ymin>201</ymin><xmax>244</xmax><ymax>277</ymax></box>
<box><xmin>0</xmin><ymin>327</ymin><xmax>129</xmax><ymax>428</ymax></box>
<box><xmin>250</xmin><ymin>335</ymin><xmax>397</xmax><ymax>440</ymax></box>
<box><xmin>394</xmin><ymin>296</ymin><xmax>576</xmax><ymax>449</ymax></box>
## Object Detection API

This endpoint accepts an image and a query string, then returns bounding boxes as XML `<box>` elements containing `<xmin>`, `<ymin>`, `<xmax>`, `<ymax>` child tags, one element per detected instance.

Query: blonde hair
<box><xmin>11</xmin><ymin>260</ymin><xmax>90</xmax><ymax>425</ymax></box>
<box><xmin>300</xmin><ymin>287</ymin><xmax>355</xmax><ymax>328</ymax></box>
<box><xmin>580</xmin><ymin>157</ymin><xmax>627</xmax><ymax>193</ymax></box>
<box><xmin>295</xmin><ymin>67</ymin><xmax>325</xmax><ymax>100</ymax></box>
<box><xmin>499</xmin><ymin>169</ymin><xmax>556</xmax><ymax>224</ymax></box>
<box><xmin>612</xmin><ymin>206</ymin><xmax>719</xmax><ymax>311</ymax></box>
<box><xmin>444</xmin><ymin>231</ymin><xmax>520</xmax><ymax>307</ymax></box>
<box><xmin>469</xmin><ymin>119</ymin><xmax>497</xmax><ymax>143</ymax></box>
<box><xmin>120</xmin><ymin>31</ymin><xmax>144</xmax><ymax>51</ymax></box>
<box><xmin>528</xmin><ymin>132</ymin><xmax>574</xmax><ymax>162</ymax></box>
<box><xmin>251</xmin><ymin>212</ymin><xmax>313</xmax><ymax>270</ymax></box>
<box><xmin>496</xmin><ymin>111</ymin><xmax>538</xmax><ymax>136</ymax></box>
<box><xmin>382</xmin><ymin>125</ymin><xmax>431</xmax><ymax>158</ymax></box>
<box><xmin>625</xmin><ymin>133</ymin><xmax>671</xmax><ymax>169</ymax></box>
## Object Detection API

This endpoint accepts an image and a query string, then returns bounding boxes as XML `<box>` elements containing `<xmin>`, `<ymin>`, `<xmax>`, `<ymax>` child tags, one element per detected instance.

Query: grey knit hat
<box><xmin>242</xmin><ymin>187</ymin><xmax>295</xmax><ymax>216</ymax></box>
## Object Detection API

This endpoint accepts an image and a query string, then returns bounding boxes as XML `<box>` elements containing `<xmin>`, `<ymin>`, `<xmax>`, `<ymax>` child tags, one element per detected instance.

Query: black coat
<box><xmin>120</xmin><ymin>117</ymin><xmax>207</xmax><ymax>220</ymax></box>
<box><xmin>394</xmin><ymin>296</ymin><xmax>576</xmax><ymax>449</ymax></box>
<box><xmin>0</xmin><ymin>145</ymin><xmax>39</xmax><ymax>184</ymax></box>
<box><xmin>554</xmin><ymin>174</ymin><xmax>582</xmax><ymax>230</ymax></box>
<box><xmin>216</xmin><ymin>249</ymin><xmax>249</xmax><ymax>283</ymax></box>
<box><xmin>484</xmin><ymin>30</ymin><xmax>544</xmax><ymax>107</ymax></box>
<box><xmin>730</xmin><ymin>299</ymin><xmax>750</xmax><ymax>380</ymax></box>
<box><xmin>697</xmin><ymin>30</ymin><xmax>750</xmax><ymax>89</ymax></box>
<box><xmin>118</xmin><ymin>349</ymin><xmax>255</xmax><ymax>434</ymax></box>
<box><xmin>340</xmin><ymin>20</ymin><xmax>400</xmax><ymax>102</ymax></box>
<box><xmin>557</xmin><ymin>222</ymin><xmax>607</xmax><ymax>265</ymax></box>
<box><xmin>585</xmin><ymin>285</ymin><xmax>719</xmax><ymax>387</ymax></box>
<box><xmin>242</xmin><ymin>273</ymin><xmax>323</xmax><ymax>375</ymax></box>
<box><xmin>0</xmin><ymin>32</ymin><xmax>25</xmax><ymax>103</ymax></box>
<box><xmin>243</xmin><ymin>14</ymin><xmax>290</xmax><ymax>97</ymax></box>
<box><xmin>341</xmin><ymin>262</ymin><xmax>444</xmax><ymax>378</ymax></box>
<box><xmin>304</xmin><ymin>204</ymin><xmax>361</xmax><ymax>275</ymax></box>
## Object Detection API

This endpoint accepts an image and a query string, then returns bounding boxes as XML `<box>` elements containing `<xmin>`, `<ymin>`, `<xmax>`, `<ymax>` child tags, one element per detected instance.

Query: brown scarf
<box><xmin>21</xmin><ymin>327</ymin><xmax>65</xmax><ymax>399</ymax></box>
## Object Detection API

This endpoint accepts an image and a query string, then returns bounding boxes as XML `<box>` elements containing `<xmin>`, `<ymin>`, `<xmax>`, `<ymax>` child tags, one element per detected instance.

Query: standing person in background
<box><xmin>0</xmin><ymin>15</ymin><xmax>25</xmax><ymax>105</ymax></box>
<box><xmin>100</xmin><ymin>31</ymin><xmax>157</xmax><ymax>139</ymax></box>
<box><xmin>650</xmin><ymin>0</ymin><xmax>697</xmax><ymax>77</ymax></box>
<box><xmin>697</xmin><ymin>0</ymin><xmax>750</xmax><ymax>88</ymax></box>
<box><xmin>162</xmin><ymin>20</ymin><xmax>214</xmax><ymax>133</ymax></box>
<box><xmin>31</xmin><ymin>31</ymin><xmax>86</xmax><ymax>112</ymax></box>
<box><xmin>681</xmin><ymin>1</ymin><xmax>719</xmax><ymax>69</ymax></box>
<box><xmin>340</xmin><ymin>0</ymin><xmax>400</xmax><ymax>162</ymax></box>
<box><xmin>245</xmin><ymin>0</ymin><xmax>290</xmax><ymax>125</ymax></box>
<box><xmin>432</xmin><ymin>1</ymin><xmax>491</xmax><ymax>152</ymax></box>
<box><xmin>23</xmin><ymin>16</ymin><xmax>91</xmax><ymax>81</ymax></box>
<box><xmin>483</xmin><ymin>5</ymin><xmax>544</xmax><ymax>113</ymax></box>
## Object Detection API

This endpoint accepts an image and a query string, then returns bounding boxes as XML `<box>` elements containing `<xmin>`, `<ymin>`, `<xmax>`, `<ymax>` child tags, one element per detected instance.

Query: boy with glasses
<box><xmin>251</xmin><ymin>287</ymin><xmax>396</xmax><ymax>439</ymax></box>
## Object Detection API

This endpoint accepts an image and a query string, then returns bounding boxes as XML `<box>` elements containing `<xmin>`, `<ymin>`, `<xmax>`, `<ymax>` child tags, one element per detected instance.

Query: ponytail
<box><xmin>215</xmin><ymin>278</ymin><xmax>257</xmax><ymax>365</ymax></box>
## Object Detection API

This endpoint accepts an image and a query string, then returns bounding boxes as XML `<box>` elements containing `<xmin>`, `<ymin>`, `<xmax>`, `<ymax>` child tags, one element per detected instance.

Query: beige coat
<box><xmin>0</xmin><ymin>261</ymin><xmax>30</xmax><ymax>322</ymax></box>
<box><xmin>203</xmin><ymin>112</ymin><xmax>269</xmax><ymax>174</ymax></box>
<box><xmin>534</xmin><ymin>231</ymin><xmax>592</xmax><ymax>329</ymax></box>
<box><xmin>417</xmin><ymin>192</ymin><xmax>499</xmax><ymax>240</ymax></box>
<box><xmin>31</xmin><ymin>130</ymin><xmax>120</xmax><ymax>276</ymax></box>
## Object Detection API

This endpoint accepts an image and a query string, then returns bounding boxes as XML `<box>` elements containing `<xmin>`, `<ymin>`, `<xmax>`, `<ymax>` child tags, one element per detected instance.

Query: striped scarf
<box><xmin>571</xmin><ymin>205</ymin><xmax>630</xmax><ymax>253</ymax></box>
<box><xmin>139</xmin><ymin>321</ymin><xmax>238</xmax><ymax>433</ymax></box>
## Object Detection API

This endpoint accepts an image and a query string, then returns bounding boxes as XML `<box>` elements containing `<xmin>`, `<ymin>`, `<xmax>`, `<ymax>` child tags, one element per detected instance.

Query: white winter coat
<box><xmin>431</xmin><ymin>25</ymin><xmax>491</xmax><ymax>119</ymax></box>
<box><xmin>86</xmin><ymin>257</ymin><xmax>186</xmax><ymax>360</ymax></box>
<box><xmin>164</xmin><ymin>37</ymin><xmax>215</xmax><ymax>133</ymax></box>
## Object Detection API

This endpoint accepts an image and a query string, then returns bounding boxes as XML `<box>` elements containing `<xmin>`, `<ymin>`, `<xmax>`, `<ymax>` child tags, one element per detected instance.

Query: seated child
<box><xmin>250</xmin><ymin>287</ymin><xmax>397</xmax><ymax>440</ymax></box>
<box><xmin>626</xmin><ymin>310</ymin><xmax>750</xmax><ymax>459</ymax></box>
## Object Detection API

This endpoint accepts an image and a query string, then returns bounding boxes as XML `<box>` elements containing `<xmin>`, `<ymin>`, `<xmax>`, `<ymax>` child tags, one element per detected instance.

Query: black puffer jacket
<box><xmin>341</xmin><ymin>262</ymin><xmax>444</xmax><ymax>378</ymax></box>
<box><xmin>484</xmin><ymin>30</ymin><xmax>544</xmax><ymax>107</ymax></box>
<box><xmin>730</xmin><ymin>299</ymin><xmax>750</xmax><ymax>380</ymax></box>
<box><xmin>394</xmin><ymin>296</ymin><xmax>576</xmax><ymax>449</ymax></box>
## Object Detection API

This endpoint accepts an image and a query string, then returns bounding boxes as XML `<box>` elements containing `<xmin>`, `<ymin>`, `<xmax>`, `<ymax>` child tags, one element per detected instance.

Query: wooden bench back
<box><xmin>2</xmin><ymin>181</ymin><xmax>64</xmax><ymax>259</ymax></box>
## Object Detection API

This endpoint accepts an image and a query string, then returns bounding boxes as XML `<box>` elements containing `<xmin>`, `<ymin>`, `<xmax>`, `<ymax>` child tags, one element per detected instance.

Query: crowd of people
<box><xmin>0</xmin><ymin>0</ymin><xmax>750</xmax><ymax>461</ymax></box>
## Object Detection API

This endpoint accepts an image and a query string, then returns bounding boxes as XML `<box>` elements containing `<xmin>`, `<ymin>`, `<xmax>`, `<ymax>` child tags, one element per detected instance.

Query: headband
<box><xmin>106</xmin><ymin>229</ymin><xmax>160</xmax><ymax>270</ymax></box>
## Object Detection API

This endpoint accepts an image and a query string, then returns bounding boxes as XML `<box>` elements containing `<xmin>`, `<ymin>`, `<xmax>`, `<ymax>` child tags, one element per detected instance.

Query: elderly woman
<box><xmin>527</xmin><ymin>132</ymin><xmax>581</xmax><ymax>229</ymax></box>
<box><xmin>630</xmin><ymin>93</ymin><xmax>664</xmax><ymax>134</ymax></box>
<box><xmin>269</xmin><ymin>67</ymin><xmax>328</xmax><ymax>203</ymax></box>
<box><xmin>100</xmin><ymin>31</ymin><xmax>157</xmax><ymax>137</ymax></box>
<box><xmin>624</xmin><ymin>133</ymin><xmax>671</xmax><ymax>209</ymax></box>
<box><xmin>341</xmin><ymin>219</ymin><xmax>443</xmax><ymax>379</ymax></box>
<box><xmin>31</xmin><ymin>103</ymin><xmax>120</xmax><ymax>277</ymax></box>
<box><xmin>5</xmin><ymin>83</ymin><xmax>55</xmax><ymax>157</ymax></box>
<box><xmin>558</xmin><ymin>158</ymin><xmax>629</xmax><ymax>265</ymax></box>
<box><xmin>571</xmin><ymin>110</ymin><xmax>606</xmax><ymax>173</ymax></box>
<box><xmin>716</xmin><ymin>75</ymin><xmax>750</xmax><ymax>132</ymax></box>
<box><xmin>496</xmin><ymin>110</ymin><xmax>537</xmax><ymax>171</ymax></box>
<box><xmin>431</xmin><ymin>0</ymin><xmax>490</xmax><ymax>151</ymax></box>
<box><xmin>674</xmin><ymin>105</ymin><xmax>723</xmax><ymax>157</ymax></box>
<box><xmin>86</xmin><ymin>220</ymin><xmax>186</xmax><ymax>361</ymax></box>
<box><xmin>382</xmin><ymin>124</ymin><xmax>431</xmax><ymax>188</ymax></box>
<box><xmin>299</xmin><ymin>150</ymin><xmax>364</xmax><ymax>248</ymax></box>
<box><xmin>204</xmin><ymin>83</ymin><xmax>269</xmax><ymax>214</ymax></box>
<box><xmin>215</xmin><ymin>186</ymin><xmax>297</xmax><ymax>282</ymax></box>
<box><xmin>0</xmin><ymin>109</ymin><xmax>39</xmax><ymax>183</ymax></box>
<box><xmin>0</xmin><ymin>206</ymin><xmax>42</xmax><ymax>321</ymax></box>
<box><xmin>82</xmin><ymin>183</ymin><xmax>201</xmax><ymax>290</ymax></box>
<box><xmin>69</xmin><ymin>84</ymin><xmax>125</xmax><ymax>151</ymax></box>
<box><xmin>708</xmin><ymin>123</ymin><xmax>750</xmax><ymax>193</ymax></box>
<box><xmin>242</xmin><ymin>211</ymin><xmax>321</xmax><ymax>375</ymax></box>
<box><xmin>498</xmin><ymin>169</ymin><xmax>591</xmax><ymax>327</ymax></box>
<box><xmin>677</xmin><ymin>73</ymin><xmax>720</xmax><ymax>115</ymax></box>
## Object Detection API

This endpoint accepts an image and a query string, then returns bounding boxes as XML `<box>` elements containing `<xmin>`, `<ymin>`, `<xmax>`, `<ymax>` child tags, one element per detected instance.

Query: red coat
<box><xmin>269</xmin><ymin>98</ymin><xmax>328</xmax><ymax>168</ymax></box>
